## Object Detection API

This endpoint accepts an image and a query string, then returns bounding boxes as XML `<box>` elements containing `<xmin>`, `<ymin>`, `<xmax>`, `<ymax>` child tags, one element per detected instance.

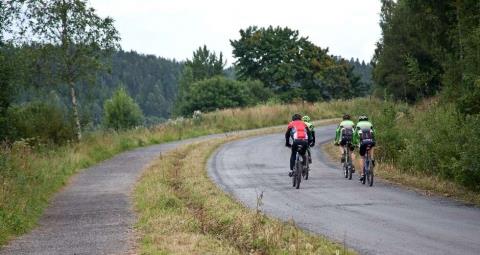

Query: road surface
<box><xmin>208</xmin><ymin>125</ymin><xmax>480</xmax><ymax>255</ymax></box>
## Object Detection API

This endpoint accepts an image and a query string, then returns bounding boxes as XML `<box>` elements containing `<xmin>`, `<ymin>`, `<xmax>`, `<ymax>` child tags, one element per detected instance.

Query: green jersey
<box><xmin>353</xmin><ymin>120</ymin><xmax>375</xmax><ymax>146</ymax></box>
<box><xmin>335</xmin><ymin>120</ymin><xmax>355</xmax><ymax>144</ymax></box>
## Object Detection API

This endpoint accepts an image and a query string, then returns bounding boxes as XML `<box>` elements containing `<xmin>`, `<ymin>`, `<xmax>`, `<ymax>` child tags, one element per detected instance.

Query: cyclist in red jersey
<box><xmin>285</xmin><ymin>114</ymin><xmax>313</xmax><ymax>176</ymax></box>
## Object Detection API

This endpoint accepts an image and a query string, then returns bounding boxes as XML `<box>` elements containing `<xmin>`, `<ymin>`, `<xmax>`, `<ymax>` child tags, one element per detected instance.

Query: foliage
<box><xmin>373</xmin><ymin>0</ymin><xmax>480</xmax><ymax>111</ymax></box>
<box><xmin>178</xmin><ymin>76</ymin><xmax>270</xmax><ymax>115</ymax></box>
<box><xmin>7</xmin><ymin>102</ymin><xmax>75</xmax><ymax>144</ymax></box>
<box><xmin>231</xmin><ymin>26</ymin><xmax>365</xmax><ymax>101</ymax></box>
<box><xmin>103</xmin><ymin>88</ymin><xmax>144</xmax><ymax>130</ymax></box>
<box><xmin>10</xmin><ymin>0</ymin><xmax>120</xmax><ymax>140</ymax></box>
<box><xmin>186</xmin><ymin>45</ymin><xmax>225</xmax><ymax>81</ymax></box>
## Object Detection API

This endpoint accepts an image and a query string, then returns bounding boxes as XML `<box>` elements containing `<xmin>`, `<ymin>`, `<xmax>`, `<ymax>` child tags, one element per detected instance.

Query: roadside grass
<box><xmin>322</xmin><ymin>143</ymin><xmax>480</xmax><ymax>206</ymax></box>
<box><xmin>0</xmin><ymin>99</ymin><xmax>354</xmax><ymax>246</ymax></box>
<box><xmin>135</xmin><ymin>132</ymin><xmax>356</xmax><ymax>255</ymax></box>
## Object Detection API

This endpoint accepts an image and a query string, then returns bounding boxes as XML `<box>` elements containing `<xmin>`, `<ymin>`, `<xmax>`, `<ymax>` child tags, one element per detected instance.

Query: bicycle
<box><xmin>292</xmin><ymin>144</ymin><xmax>307</xmax><ymax>189</ymax></box>
<box><xmin>342</xmin><ymin>143</ymin><xmax>354</xmax><ymax>180</ymax></box>
<box><xmin>361</xmin><ymin>145</ymin><xmax>374</xmax><ymax>186</ymax></box>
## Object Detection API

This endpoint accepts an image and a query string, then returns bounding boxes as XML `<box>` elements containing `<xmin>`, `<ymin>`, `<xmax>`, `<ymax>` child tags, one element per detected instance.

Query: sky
<box><xmin>90</xmin><ymin>0</ymin><xmax>382</xmax><ymax>65</ymax></box>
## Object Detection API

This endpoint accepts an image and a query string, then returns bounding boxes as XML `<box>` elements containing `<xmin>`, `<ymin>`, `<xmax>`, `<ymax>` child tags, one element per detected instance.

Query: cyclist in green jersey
<box><xmin>353</xmin><ymin>115</ymin><xmax>376</xmax><ymax>182</ymax></box>
<box><xmin>302</xmin><ymin>115</ymin><xmax>315</xmax><ymax>163</ymax></box>
<box><xmin>334</xmin><ymin>114</ymin><xmax>355</xmax><ymax>165</ymax></box>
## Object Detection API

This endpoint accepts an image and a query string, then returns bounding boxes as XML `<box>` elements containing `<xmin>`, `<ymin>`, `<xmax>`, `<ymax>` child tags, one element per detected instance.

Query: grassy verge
<box><xmin>0</xmin><ymin>98</ymin><xmax>349</xmax><ymax>246</ymax></box>
<box><xmin>134</xmin><ymin>130</ymin><xmax>355</xmax><ymax>254</ymax></box>
<box><xmin>322</xmin><ymin>143</ymin><xmax>480</xmax><ymax>206</ymax></box>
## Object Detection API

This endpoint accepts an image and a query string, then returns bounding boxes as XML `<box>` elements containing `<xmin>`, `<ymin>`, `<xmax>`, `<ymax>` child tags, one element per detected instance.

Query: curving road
<box><xmin>208</xmin><ymin>125</ymin><xmax>480</xmax><ymax>255</ymax></box>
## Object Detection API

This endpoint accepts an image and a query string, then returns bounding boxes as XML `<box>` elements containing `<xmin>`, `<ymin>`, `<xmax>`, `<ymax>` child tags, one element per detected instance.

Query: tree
<box><xmin>17</xmin><ymin>0</ymin><xmax>120</xmax><ymax>140</ymax></box>
<box><xmin>103</xmin><ymin>88</ymin><xmax>143</xmax><ymax>130</ymax></box>
<box><xmin>180</xmin><ymin>76</ymin><xmax>255</xmax><ymax>114</ymax></box>
<box><xmin>186</xmin><ymin>45</ymin><xmax>225</xmax><ymax>81</ymax></box>
<box><xmin>231</xmin><ymin>26</ymin><xmax>363</xmax><ymax>102</ymax></box>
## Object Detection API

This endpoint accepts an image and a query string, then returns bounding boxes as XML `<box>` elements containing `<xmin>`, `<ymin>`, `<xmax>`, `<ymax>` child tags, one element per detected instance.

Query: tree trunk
<box><xmin>70</xmin><ymin>81</ymin><xmax>82</xmax><ymax>141</ymax></box>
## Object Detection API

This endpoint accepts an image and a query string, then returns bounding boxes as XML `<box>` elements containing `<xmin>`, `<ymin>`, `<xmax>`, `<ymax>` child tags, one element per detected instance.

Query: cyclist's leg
<box><xmin>359</xmin><ymin>143</ymin><xmax>367</xmax><ymax>177</ymax></box>
<box><xmin>290</xmin><ymin>141</ymin><xmax>298</xmax><ymax>171</ymax></box>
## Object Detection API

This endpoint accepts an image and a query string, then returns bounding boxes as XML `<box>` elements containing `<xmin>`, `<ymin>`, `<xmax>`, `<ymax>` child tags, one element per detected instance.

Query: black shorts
<box><xmin>340</xmin><ymin>139</ymin><xmax>354</xmax><ymax>151</ymax></box>
<box><xmin>359</xmin><ymin>140</ymin><xmax>375</xmax><ymax>156</ymax></box>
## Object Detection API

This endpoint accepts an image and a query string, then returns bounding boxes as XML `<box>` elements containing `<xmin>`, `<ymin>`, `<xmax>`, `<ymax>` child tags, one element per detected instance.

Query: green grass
<box><xmin>0</xmin><ymin>100</ymin><xmax>353</xmax><ymax>246</ymax></box>
<box><xmin>134</xmin><ymin>130</ymin><xmax>355</xmax><ymax>254</ymax></box>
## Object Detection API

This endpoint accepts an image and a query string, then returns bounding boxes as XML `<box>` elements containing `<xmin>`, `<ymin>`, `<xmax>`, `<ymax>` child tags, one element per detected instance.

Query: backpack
<box><xmin>341</xmin><ymin>128</ymin><xmax>353</xmax><ymax>142</ymax></box>
<box><xmin>360</xmin><ymin>128</ymin><xmax>373</xmax><ymax>141</ymax></box>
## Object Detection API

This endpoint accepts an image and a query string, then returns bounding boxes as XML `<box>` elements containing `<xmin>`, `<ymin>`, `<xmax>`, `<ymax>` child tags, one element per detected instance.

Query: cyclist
<box><xmin>353</xmin><ymin>115</ymin><xmax>376</xmax><ymax>182</ymax></box>
<box><xmin>302</xmin><ymin>115</ymin><xmax>315</xmax><ymax>164</ymax></box>
<box><xmin>334</xmin><ymin>114</ymin><xmax>355</xmax><ymax>167</ymax></box>
<box><xmin>285</xmin><ymin>114</ymin><xmax>312</xmax><ymax>176</ymax></box>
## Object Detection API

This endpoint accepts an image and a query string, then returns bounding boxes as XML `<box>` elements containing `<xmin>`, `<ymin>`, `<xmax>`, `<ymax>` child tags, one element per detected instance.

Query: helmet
<box><xmin>302</xmin><ymin>115</ymin><xmax>311</xmax><ymax>122</ymax></box>
<box><xmin>342</xmin><ymin>114</ymin><xmax>351</xmax><ymax>120</ymax></box>
<box><xmin>358</xmin><ymin>115</ymin><xmax>369</xmax><ymax>121</ymax></box>
<box><xmin>292</xmin><ymin>113</ymin><xmax>302</xmax><ymax>121</ymax></box>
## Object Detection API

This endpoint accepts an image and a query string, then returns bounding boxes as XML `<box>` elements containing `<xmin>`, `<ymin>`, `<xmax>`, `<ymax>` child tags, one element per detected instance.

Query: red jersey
<box><xmin>287</xmin><ymin>120</ymin><xmax>309</xmax><ymax>140</ymax></box>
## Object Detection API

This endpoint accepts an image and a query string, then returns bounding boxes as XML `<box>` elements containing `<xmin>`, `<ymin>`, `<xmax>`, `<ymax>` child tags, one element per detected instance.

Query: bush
<box><xmin>7</xmin><ymin>102</ymin><xmax>75</xmax><ymax>144</ymax></box>
<box><xmin>103</xmin><ymin>88</ymin><xmax>144</xmax><ymax>130</ymax></box>
<box><xmin>180</xmin><ymin>76</ymin><xmax>258</xmax><ymax>115</ymax></box>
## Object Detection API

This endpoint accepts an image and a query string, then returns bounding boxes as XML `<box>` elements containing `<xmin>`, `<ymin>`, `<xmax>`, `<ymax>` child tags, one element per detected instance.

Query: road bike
<box><xmin>292</xmin><ymin>144</ymin><xmax>307</xmax><ymax>189</ymax></box>
<box><xmin>342</xmin><ymin>143</ymin><xmax>354</xmax><ymax>180</ymax></box>
<box><xmin>361</xmin><ymin>145</ymin><xmax>374</xmax><ymax>186</ymax></box>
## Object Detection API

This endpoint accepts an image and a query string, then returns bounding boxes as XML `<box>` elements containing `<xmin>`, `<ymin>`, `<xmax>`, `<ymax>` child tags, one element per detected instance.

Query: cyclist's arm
<box><xmin>352</xmin><ymin>128</ymin><xmax>359</xmax><ymax>146</ymax></box>
<box><xmin>285</xmin><ymin>128</ymin><xmax>292</xmax><ymax>146</ymax></box>
<box><xmin>306</xmin><ymin>126</ymin><xmax>314</xmax><ymax>145</ymax></box>
<box><xmin>311</xmin><ymin>130</ymin><xmax>316</xmax><ymax>145</ymax></box>
<box><xmin>334</xmin><ymin>126</ymin><xmax>341</xmax><ymax>144</ymax></box>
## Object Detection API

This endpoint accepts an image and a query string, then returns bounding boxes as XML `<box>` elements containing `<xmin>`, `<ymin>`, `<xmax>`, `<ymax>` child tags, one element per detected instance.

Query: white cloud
<box><xmin>90</xmin><ymin>0</ymin><xmax>381</xmax><ymax>64</ymax></box>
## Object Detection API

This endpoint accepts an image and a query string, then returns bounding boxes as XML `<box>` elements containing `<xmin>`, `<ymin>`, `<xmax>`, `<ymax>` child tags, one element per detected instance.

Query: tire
<box><xmin>295</xmin><ymin>161</ymin><xmax>301</xmax><ymax>189</ymax></box>
<box><xmin>348</xmin><ymin>165</ymin><xmax>353</xmax><ymax>180</ymax></box>
<box><xmin>305</xmin><ymin>161</ymin><xmax>309</xmax><ymax>180</ymax></box>
<box><xmin>368</xmin><ymin>166</ymin><xmax>374</xmax><ymax>187</ymax></box>
<box><xmin>344</xmin><ymin>164</ymin><xmax>348</xmax><ymax>178</ymax></box>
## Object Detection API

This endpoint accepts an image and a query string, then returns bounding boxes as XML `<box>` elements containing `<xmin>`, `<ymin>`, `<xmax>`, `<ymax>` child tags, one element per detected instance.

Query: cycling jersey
<box><xmin>353</xmin><ymin>120</ymin><xmax>375</xmax><ymax>146</ymax></box>
<box><xmin>287</xmin><ymin>120</ymin><xmax>309</xmax><ymax>140</ymax></box>
<box><xmin>335</xmin><ymin>120</ymin><xmax>355</xmax><ymax>144</ymax></box>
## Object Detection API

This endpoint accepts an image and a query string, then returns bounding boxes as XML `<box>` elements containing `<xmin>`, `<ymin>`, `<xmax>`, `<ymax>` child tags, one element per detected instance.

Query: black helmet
<box><xmin>343</xmin><ymin>114</ymin><xmax>351</xmax><ymax>120</ymax></box>
<box><xmin>358</xmin><ymin>115</ymin><xmax>369</xmax><ymax>121</ymax></box>
<box><xmin>292</xmin><ymin>113</ymin><xmax>302</xmax><ymax>121</ymax></box>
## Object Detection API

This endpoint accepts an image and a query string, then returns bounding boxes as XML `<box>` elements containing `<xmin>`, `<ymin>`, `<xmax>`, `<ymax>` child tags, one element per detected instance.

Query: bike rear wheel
<box><xmin>294</xmin><ymin>160</ymin><xmax>301</xmax><ymax>189</ymax></box>
<box><xmin>367</xmin><ymin>162</ymin><xmax>374</xmax><ymax>186</ymax></box>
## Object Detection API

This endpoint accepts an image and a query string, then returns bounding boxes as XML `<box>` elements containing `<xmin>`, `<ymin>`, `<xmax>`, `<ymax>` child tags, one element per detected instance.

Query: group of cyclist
<box><xmin>285</xmin><ymin>113</ymin><xmax>376</xmax><ymax>182</ymax></box>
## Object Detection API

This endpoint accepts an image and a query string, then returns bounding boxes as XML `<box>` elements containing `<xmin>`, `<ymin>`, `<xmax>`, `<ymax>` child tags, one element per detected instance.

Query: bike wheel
<box><xmin>344</xmin><ymin>164</ymin><xmax>348</xmax><ymax>178</ymax></box>
<box><xmin>368</xmin><ymin>166</ymin><xmax>374</xmax><ymax>186</ymax></box>
<box><xmin>348</xmin><ymin>164</ymin><xmax>353</xmax><ymax>180</ymax></box>
<box><xmin>305</xmin><ymin>159</ymin><xmax>309</xmax><ymax>180</ymax></box>
<box><xmin>295</xmin><ymin>161</ymin><xmax>302</xmax><ymax>189</ymax></box>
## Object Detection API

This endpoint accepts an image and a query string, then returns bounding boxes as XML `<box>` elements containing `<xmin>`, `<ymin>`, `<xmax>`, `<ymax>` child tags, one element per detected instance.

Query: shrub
<box><xmin>7</xmin><ymin>102</ymin><xmax>75</xmax><ymax>144</ymax></box>
<box><xmin>103</xmin><ymin>88</ymin><xmax>144</xmax><ymax>130</ymax></box>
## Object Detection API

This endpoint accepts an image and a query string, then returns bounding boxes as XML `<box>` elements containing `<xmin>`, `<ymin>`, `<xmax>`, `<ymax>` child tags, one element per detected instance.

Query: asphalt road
<box><xmin>0</xmin><ymin>134</ymin><xmax>227</xmax><ymax>255</ymax></box>
<box><xmin>208</xmin><ymin>125</ymin><xmax>480</xmax><ymax>255</ymax></box>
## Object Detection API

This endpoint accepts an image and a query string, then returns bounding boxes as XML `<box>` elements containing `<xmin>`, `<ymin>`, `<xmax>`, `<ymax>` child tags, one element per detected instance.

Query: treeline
<box><xmin>372</xmin><ymin>0</ymin><xmax>480</xmax><ymax>190</ymax></box>
<box><xmin>373</xmin><ymin>0</ymin><xmax>479</xmax><ymax>113</ymax></box>
<box><xmin>175</xmin><ymin>26</ymin><xmax>370</xmax><ymax>116</ymax></box>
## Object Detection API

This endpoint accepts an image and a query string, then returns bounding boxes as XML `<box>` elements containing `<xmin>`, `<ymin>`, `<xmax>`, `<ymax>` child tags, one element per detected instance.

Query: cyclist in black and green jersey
<box><xmin>302</xmin><ymin>115</ymin><xmax>315</xmax><ymax>164</ymax></box>
<box><xmin>334</xmin><ymin>114</ymin><xmax>355</xmax><ymax>166</ymax></box>
<box><xmin>353</xmin><ymin>115</ymin><xmax>376</xmax><ymax>182</ymax></box>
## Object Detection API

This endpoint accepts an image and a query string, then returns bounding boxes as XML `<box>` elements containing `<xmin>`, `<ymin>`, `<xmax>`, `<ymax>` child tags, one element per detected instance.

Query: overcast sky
<box><xmin>90</xmin><ymin>0</ymin><xmax>382</xmax><ymax>65</ymax></box>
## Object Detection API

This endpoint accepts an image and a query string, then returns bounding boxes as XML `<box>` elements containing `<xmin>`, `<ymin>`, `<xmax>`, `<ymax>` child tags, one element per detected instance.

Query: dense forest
<box><xmin>373</xmin><ymin>0</ymin><xmax>480</xmax><ymax>113</ymax></box>
<box><xmin>16</xmin><ymin>50</ymin><xmax>182</xmax><ymax>126</ymax></box>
